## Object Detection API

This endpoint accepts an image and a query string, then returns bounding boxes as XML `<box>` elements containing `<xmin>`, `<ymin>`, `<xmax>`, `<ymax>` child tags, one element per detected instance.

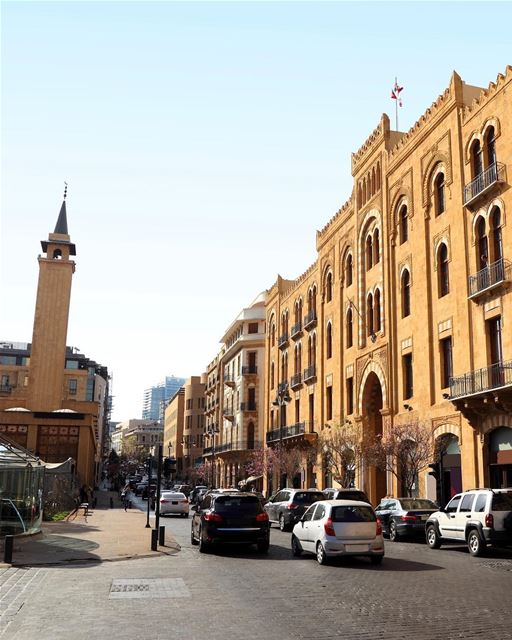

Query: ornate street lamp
<box><xmin>205</xmin><ymin>425</ymin><xmax>220</xmax><ymax>488</ymax></box>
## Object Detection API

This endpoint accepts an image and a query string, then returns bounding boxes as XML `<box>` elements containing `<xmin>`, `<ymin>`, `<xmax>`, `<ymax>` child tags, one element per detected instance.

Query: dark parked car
<box><xmin>134</xmin><ymin>482</ymin><xmax>147</xmax><ymax>496</ymax></box>
<box><xmin>375</xmin><ymin>497</ymin><xmax>439</xmax><ymax>541</ymax></box>
<box><xmin>264</xmin><ymin>489</ymin><xmax>325</xmax><ymax>531</ymax></box>
<box><xmin>191</xmin><ymin>491</ymin><xmax>270</xmax><ymax>553</ymax></box>
<box><xmin>323</xmin><ymin>488</ymin><xmax>371</xmax><ymax>504</ymax></box>
<box><xmin>142</xmin><ymin>484</ymin><xmax>157</xmax><ymax>500</ymax></box>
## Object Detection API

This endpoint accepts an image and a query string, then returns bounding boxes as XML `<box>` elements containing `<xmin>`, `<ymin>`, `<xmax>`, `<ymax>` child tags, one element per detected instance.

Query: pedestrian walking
<box><xmin>79</xmin><ymin>484</ymin><xmax>89</xmax><ymax>505</ymax></box>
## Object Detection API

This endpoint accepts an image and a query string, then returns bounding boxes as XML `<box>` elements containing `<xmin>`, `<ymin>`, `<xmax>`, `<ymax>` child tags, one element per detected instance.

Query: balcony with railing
<box><xmin>303</xmin><ymin>309</ymin><xmax>317</xmax><ymax>330</ymax></box>
<box><xmin>464</xmin><ymin>162</ymin><xmax>505</xmax><ymax>207</ymax></box>
<box><xmin>242</xmin><ymin>365</ymin><xmax>257</xmax><ymax>375</ymax></box>
<box><xmin>240</xmin><ymin>402</ymin><xmax>257</xmax><ymax>412</ymax></box>
<box><xmin>290</xmin><ymin>320</ymin><xmax>302</xmax><ymax>340</ymax></box>
<box><xmin>304</xmin><ymin>365</ymin><xmax>316</xmax><ymax>383</ymax></box>
<box><xmin>0</xmin><ymin>384</ymin><xmax>12</xmax><ymax>394</ymax></box>
<box><xmin>468</xmin><ymin>258</ymin><xmax>511</xmax><ymax>300</ymax></box>
<box><xmin>266</xmin><ymin>422</ymin><xmax>305</xmax><ymax>444</ymax></box>
<box><xmin>278</xmin><ymin>332</ymin><xmax>289</xmax><ymax>349</ymax></box>
<box><xmin>290</xmin><ymin>372</ymin><xmax>302</xmax><ymax>389</ymax></box>
<box><xmin>212</xmin><ymin>439</ymin><xmax>263</xmax><ymax>454</ymax></box>
<box><xmin>449</xmin><ymin>360</ymin><xmax>512</xmax><ymax>400</ymax></box>
<box><xmin>224</xmin><ymin>373</ymin><xmax>236</xmax><ymax>387</ymax></box>
<box><xmin>223</xmin><ymin>406</ymin><xmax>235</xmax><ymax>421</ymax></box>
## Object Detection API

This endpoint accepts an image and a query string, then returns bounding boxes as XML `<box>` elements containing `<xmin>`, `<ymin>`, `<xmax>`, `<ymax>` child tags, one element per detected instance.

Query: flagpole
<box><xmin>395</xmin><ymin>76</ymin><xmax>398</xmax><ymax>131</ymax></box>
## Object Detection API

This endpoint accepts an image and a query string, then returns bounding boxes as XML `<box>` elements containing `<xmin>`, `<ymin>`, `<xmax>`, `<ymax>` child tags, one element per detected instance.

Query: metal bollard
<box><xmin>4</xmin><ymin>535</ymin><xmax>13</xmax><ymax>564</ymax></box>
<box><xmin>109</xmin><ymin>497</ymin><xmax>114</xmax><ymax>509</ymax></box>
<box><xmin>151</xmin><ymin>529</ymin><xmax>158</xmax><ymax>551</ymax></box>
<box><xmin>159</xmin><ymin>525</ymin><xmax>165</xmax><ymax>546</ymax></box>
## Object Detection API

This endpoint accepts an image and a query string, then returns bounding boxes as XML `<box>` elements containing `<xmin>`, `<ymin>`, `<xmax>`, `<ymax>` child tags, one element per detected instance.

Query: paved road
<box><xmin>2</xmin><ymin>497</ymin><xmax>512</xmax><ymax>640</ymax></box>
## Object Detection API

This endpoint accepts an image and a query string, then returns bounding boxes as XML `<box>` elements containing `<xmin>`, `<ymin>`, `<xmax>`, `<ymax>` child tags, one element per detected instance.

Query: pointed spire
<box><xmin>54</xmin><ymin>182</ymin><xmax>69</xmax><ymax>235</ymax></box>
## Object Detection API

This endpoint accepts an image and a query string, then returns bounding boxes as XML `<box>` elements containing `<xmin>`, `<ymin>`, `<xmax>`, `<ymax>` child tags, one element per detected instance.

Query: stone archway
<box><xmin>360</xmin><ymin>371</ymin><xmax>386</xmax><ymax>504</ymax></box>
<box><xmin>435</xmin><ymin>432</ymin><xmax>462</xmax><ymax>507</ymax></box>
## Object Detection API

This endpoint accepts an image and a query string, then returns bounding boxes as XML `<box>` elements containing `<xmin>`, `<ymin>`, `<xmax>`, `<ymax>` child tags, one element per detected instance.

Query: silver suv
<box><xmin>425</xmin><ymin>488</ymin><xmax>512</xmax><ymax>556</ymax></box>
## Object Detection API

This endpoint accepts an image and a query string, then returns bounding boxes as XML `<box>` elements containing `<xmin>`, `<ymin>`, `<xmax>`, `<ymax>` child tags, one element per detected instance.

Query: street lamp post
<box><xmin>145</xmin><ymin>454</ymin><xmax>152</xmax><ymax>528</ymax></box>
<box><xmin>205</xmin><ymin>426</ymin><xmax>220</xmax><ymax>488</ymax></box>
<box><xmin>272</xmin><ymin>382</ymin><xmax>292</xmax><ymax>490</ymax></box>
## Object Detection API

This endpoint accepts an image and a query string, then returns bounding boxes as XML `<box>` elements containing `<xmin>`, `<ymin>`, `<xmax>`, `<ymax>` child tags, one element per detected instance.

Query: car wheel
<box><xmin>370</xmin><ymin>555</ymin><xmax>383</xmax><ymax>565</ymax></box>
<box><xmin>257</xmin><ymin>540</ymin><xmax>270</xmax><ymax>554</ymax></box>
<box><xmin>198</xmin><ymin>528</ymin><xmax>210</xmax><ymax>554</ymax></box>
<box><xmin>279</xmin><ymin>514</ymin><xmax>287</xmax><ymax>532</ymax></box>
<box><xmin>316</xmin><ymin>542</ymin><xmax>328</xmax><ymax>565</ymax></box>
<box><xmin>467</xmin><ymin>529</ymin><xmax>485</xmax><ymax>557</ymax></box>
<box><xmin>291</xmin><ymin>535</ymin><xmax>302</xmax><ymax>557</ymax></box>
<box><xmin>426</xmin><ymin>525</ymin><xmax>441</xmax><ymax>549</ymax></box>
<box><xmin>389</xmin><ymin>521</ymin><xmax>400</xmax><ymax>542</ymax></box>
<box><xmin>190</xmin><ymin>526</ymin><xmax>198</xmax><ymax>546</ymax></box>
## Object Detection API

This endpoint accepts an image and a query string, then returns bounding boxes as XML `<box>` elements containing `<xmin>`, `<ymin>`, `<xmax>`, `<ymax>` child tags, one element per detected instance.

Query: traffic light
<box><xmin>428</xmin><ymin>462</ymin><xmax>440</xmax><ymax>481</ymax></box>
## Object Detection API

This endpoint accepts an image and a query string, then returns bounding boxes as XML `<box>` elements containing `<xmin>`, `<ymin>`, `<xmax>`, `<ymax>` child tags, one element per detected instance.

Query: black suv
<box><xmin>264</xmin><ymin>488</ymin><xmax>325</xmax><ymax>531</ymax></box>
<box><xmin>191</xmin><ymin>491</ymin><xmax>270</xmax><ymax>553</ymax></box>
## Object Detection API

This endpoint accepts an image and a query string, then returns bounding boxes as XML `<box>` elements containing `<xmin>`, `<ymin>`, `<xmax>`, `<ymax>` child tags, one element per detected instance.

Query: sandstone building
<box><xmin>264</xmin><ymin>67</ymin><xmax>512</xmax><ymax>504</ymax></box>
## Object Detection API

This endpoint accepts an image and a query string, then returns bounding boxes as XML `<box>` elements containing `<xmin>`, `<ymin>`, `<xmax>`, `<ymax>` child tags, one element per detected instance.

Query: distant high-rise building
<box><xmin>142</xmin><ymin>376</ymin><xmax>186</xmax><ymax>422</ymax></box>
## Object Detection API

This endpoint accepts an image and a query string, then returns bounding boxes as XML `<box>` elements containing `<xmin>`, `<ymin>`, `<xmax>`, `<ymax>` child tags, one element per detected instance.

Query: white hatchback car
<box><xmin>291</xmin><ymin>500</ymin><xmax>384</xmax><ymax>565</ymax></box>
<box><xmin>159</xmin><ymin>492</ymin><xmax>189</xmax><ymax>517</ymax></box>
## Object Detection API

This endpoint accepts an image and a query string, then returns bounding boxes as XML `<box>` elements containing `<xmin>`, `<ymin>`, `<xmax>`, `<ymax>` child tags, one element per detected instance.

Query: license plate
<box><xmin>421</xmin><ymin>515</ymin><xmax>428</xmax><ymax>521</ymax></box>
<box><xmin>345</xmin><ymin>544</ymin><xmax>369</xmax><ymax>553</ymax></box>
<box><xmin>172</xmin><ymin>501</ymin><xmax>178</xmax><ymax>505</ymax></box>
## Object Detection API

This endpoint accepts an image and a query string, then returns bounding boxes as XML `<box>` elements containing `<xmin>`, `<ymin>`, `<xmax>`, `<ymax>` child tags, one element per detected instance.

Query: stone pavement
<box><xmin>0</xmin><ymin>490</ymin><xmax>179</xmax><ymax>568</ymax></box>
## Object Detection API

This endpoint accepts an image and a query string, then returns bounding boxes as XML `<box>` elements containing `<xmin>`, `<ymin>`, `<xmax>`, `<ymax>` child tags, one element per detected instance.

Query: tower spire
<box><xmin>54</xmin><ymin>182</ymin><xmax>69</xmax><ymax>235</ymax></box>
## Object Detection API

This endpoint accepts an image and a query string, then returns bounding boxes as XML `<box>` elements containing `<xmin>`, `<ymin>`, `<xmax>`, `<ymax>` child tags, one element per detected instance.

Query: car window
<box><xmin>313</xmin><ymin>505</ymin><xmax>326</xmax><ymax>520</ymax></box>
<box><xmin>331</xmin><ymin>505</ymin><xmax>376</xmax><ymax>523</ymax></box>
<box><xmin>336</xmin><ymin>491</ymin><xmax>369</xmax><ymax>503</ymax></box>
<box><xmin>200</xmin><ymin>495</ymin><xmax>212</xmax><ymax>509</ymax></box>
<box><xmin>491</xmin><ymin>493</ymin><xmax>512</xmax><ymax>511</ymax></box>
<box><xmin>214</xmin><ymin>496</ymin><xmax>261</xmax><ymax>514</ymax></box>
<box><xmin>293</xmin><ymin>492</ymin><xmax>324</xmax><ymax>504</ymax></box>
<box><xmin>474</xmin><ymin>494</ymin><xmax>487</xmax><ymax>512</ymax></box>
<box><xmin>376</xmin><ymin>501</ymin><xmax>390</xmax><ymax>511</ymax></box>
<box><xmin>459</xmin><ymin>494</ymin><xmax>475</xmax><ymax>512</ymax></box>
<box><xmin>445</xmin><ymin>495</ymin><xmax>462</xmax><ymax>513</ymax></box>
<box><xmin>400</xmin><ymin>499</ymin><xmax>438</xmax><ymax>510</ymax></box>
<box><xmin>302</xmin><ymin>506</ymin><xmax>316</xmax><ymax>522</ymax></box>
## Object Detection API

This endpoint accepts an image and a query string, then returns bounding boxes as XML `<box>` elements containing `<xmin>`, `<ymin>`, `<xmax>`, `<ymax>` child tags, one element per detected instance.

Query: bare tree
<box><xmin>319</xmin><ymin>421</ymin><xmax>367</xmax><ymax>488</ymax></box>
<box><xmin>366</xmin><ymin>421</ymin><xmax>435</xmax><ymax>497</ymax></box>
<box><xmin>273</xmin><ymin>443</ymin><xmax>316</xmax><ymax>487</ymax></box>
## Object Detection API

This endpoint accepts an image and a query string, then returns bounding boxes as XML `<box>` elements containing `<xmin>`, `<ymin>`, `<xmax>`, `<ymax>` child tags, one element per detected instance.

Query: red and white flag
<box><xmin>391</xmin><ymin>80</ymin><xmax>404</xmax><ymax>107</ymax></box>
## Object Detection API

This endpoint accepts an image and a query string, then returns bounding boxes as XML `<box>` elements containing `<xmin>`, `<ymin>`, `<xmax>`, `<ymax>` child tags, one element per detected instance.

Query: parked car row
<box><xmin>187</xmin><ymin>485</ymin><xmax>512</xmax><ymax>562</ymax></box>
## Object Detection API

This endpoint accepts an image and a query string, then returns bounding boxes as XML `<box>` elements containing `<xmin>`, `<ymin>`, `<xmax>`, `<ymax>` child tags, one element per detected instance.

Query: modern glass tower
<box><xmin>142</xmin><ymin>376</ymin><xmax>186</xmax><ymax>422</ymax></box>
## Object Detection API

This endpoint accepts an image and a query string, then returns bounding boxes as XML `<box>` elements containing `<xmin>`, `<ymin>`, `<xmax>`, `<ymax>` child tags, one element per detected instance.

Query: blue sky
<box><xmin>1</xmin><ymin>1</ymin><xmax>510</xmax><ymax>420</ymax></box>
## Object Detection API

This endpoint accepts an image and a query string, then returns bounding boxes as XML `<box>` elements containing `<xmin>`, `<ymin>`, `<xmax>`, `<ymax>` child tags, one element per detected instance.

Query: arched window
<box><xmin>376</xmin><ymin>162</ymin><xmax>381</xmax><ymax>191</ymax></box>
<box><xmin>438</xmin><ymin>243</ymin><xmax>450</xmax><ymax>297</ymax></box>
<box><xmin>363</xmin><ymin>178</ymin><xmax>367</xmax><ymax>204</ymax></box>
<box><xmin>367</xmin><ymin>293</ymin><xmax>374</xmax><ymax>337</ymax></box>
<box><xmin>284</xmin><ymin>352</ymin><xmax>288</xmax><ymax>380</ymax></box>
<box><xmin>326</xmin><ymin>323</ymin><xmax>332</xmax><ymax>359</ymax></box>
<box><xmin>297</xmin><ymin>342</ymin><xmax>302</xmax><ymax>373</ymax></box>
<box><xmin>308</xmin><ymin>286</ymin><xmax>317</xmax><ymax>313</ymax></box>
<box><xmin>399</xmin><ymin>204</ymin><xmax>408</xmax><ymax>244</ymax></box>
<box><xmin>373</xmin><ymin>228</ymin><xmax>380</xmax><ymax>264</ymax></box>
<box><xmin>271</xmin><ymin>323</ymin><xmax>275</xmax><ymax>347</ymax></box>
<box><xmin>345</xmin><ymin>253</ymin><xmax>353</xmax><ymax>287</ymax></box>
<box><xmin>366</xmin><ymin>235</ymin><xmax>373</xmax><ymax>271</ymax></box>
<box><xmin>294</xmin><ymin>344</ymin><xmax>299</xmax><ymax>374</ymax></box>
<box><xmin>325</xmin><ymin>272</ymin><xmax>332</xmax><ymax>303</ymax></box>
<box><xmin>401</xmin><ymin>269</ymin><xmax>411</xmax><ymax>318</ymax></box>
<box><xmin>312</xmin><ymin>333</ymin><xmax>317</xmax><ymax>365</ymax></box>
<box><xmin>358</xmin><ymin>184</ymin><xmax>362</xmax><ymax>208</ymax></box>
<box><xmin>490</xmin><ymin>207</ymin><xmax>503</xmax><ymax>264</ymax></box>
<box><xmin>368</xmin><ymin>171</ymin><xmax>372</xmax><ymax>198</ymax></box>
<box><xmin>270</xmin><ymin>361</ymin><xmax>275</xmax><ymax>389</ymax></box>
<box><xmin>475</xmin><ymin>216</ymin><xmax>488</xmax><ymax>270</ymax></box>
<box><xmin>471</xmin><ymin>140</ymin><xmax>483</xmax><ymax>179</ymax></box>
<box><xmin>485</xmin><ymin>126</ymin><xmax>496</xmax><ymax>167</ymax></box>
<box><xmin>247</xmin><ymin>422</ymin><xmax>255</xmax><ymax>450</ymax></box>
<box><xmin>372</xmin><ymin>167</ymin><xmax>376</xmax><ymax>196</ymax></box>
<box><xmin>346</xmin><ymin>307</ymin><xmax>353</xmax><ymax>348</ymax></box>
<box><xmin>374</xmin><ymin>289</ymin><xmax>381</xmax><ymax>332</ymax></box>
<box><xmin>435</xmin><ymin>172</ymin><xmax>445</xmax><ymax>215</ymax></box>
<box><xmin>280</xmin><ymin>353</ymin><xmax>286</xmax><ymax>381</ymax></box>
<box><xmin>52</xmin><ymin>248</ymin><xmax>62</xmax><ymax>259</ymax></box>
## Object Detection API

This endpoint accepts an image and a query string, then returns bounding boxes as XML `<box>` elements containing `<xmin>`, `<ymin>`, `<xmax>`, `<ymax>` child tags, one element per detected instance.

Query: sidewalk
<box><xmin>0</xmin><ymin>490</ymin><xmax>179</xmax><ymax>567</ymax></box>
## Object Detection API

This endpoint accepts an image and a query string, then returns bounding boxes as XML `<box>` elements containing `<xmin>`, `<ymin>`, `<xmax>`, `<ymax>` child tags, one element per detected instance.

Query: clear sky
<box><xmin>1</xmin><ymin>1</ymin><xmax>510</xmax><ymax>421</ymax></box>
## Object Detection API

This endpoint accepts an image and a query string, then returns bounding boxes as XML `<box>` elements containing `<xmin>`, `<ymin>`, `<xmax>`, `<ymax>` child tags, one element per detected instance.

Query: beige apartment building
<box><xmin>265</xmin><ymin>67</ymin><xmax>512</xmax><ymax>505</ymax></box>
<box><xmin>164</xmin><ymin>388</ymin><xmax>185</xmax><ymax>476</ymax></box>
<box><xmin>0</xmin><ymin>198</ymin><xmax>109</xmax><ymax>486</ymax></box>
<box><xmin>204</xmin><ymin>294</ymin><xmax>267</xmax><ymax>488</ymax></box>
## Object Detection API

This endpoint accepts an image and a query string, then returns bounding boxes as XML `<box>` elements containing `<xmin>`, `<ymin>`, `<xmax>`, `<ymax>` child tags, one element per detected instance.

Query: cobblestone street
<box><xmin>2</xmin><ymin>513</ymin><xmax>512</xmax><ymax>640</ymax></box>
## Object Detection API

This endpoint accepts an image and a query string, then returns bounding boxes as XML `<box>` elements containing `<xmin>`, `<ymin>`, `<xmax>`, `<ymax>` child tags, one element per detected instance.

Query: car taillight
<box><xmin>376</xmin><ymin>518</ymin><xmax>382</xmax><ymax>536</ymax></box>
<box><xmin>204</xmin><ymin>512</ymin><xmax>223</xmax><ymax>523</ymax></box>
<box><xmin>401</xmin><ymin>514</ymin><xmax>417</xmax><ymax>522</ymax></box>
<box><xmin>180</xmin><ymin>500</ymin><xmax>188</xmax><ymax>504</ymax></box>
<box><xmin>256</xmin><ymin>512</ymin><xmax>269</xmax><ymax>522</ymax></box>
<box><xmin>324</xmin><ymin>517</ymin><xmax>336</xmax><ymax>537</ymax></box>
<box><xmin>485</xmin><ymin>513</ymin><xmax>494</xmax><ymax>528</ymax></box>
<box><xmin>160</xmin><ymin>499</ymin><xmax>169</xmax><ymax>503</ymax></box>
<box><xmin>287</xmin><ymin>503</ymin><xmax>298</xmax><ymax>510</ymax></box>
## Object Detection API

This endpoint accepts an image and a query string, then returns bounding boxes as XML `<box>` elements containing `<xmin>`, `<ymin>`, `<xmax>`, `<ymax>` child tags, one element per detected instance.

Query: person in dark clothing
<box><xmin>79</xmin><ymin>485</ymin><xmax>89</xmax><ymax>504</ymax></box>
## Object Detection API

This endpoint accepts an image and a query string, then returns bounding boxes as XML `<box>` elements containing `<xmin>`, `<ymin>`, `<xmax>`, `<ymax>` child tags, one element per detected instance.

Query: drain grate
<box><xmin>481</xmin><ymin>560</ymin><xmax>512</xmax><ymax>572</ymax></box>
<box><xmin>109</xmin><ymin>578</ymin><xmax>191</xmax><ymax>599</ymax></box>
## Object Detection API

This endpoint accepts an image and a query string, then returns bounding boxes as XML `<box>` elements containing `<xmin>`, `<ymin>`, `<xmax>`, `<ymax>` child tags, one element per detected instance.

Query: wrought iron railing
<box><xmin>266</xmin><ymin>422</ymin><xmax>306</xmax><ymax>444</ymax></box>
<box><xmin>468</xmin><ymin>258</ymin><xmax>511</xmax><ymax>298</ymax></box>
<box><xmin>242</xmin><ymin>365</ymin><xmax>257</xmax><ymax>375</ymax></box>
<box><xmin>224</xmin><ymin>373</ymin><xmax>235</xmax><ymax>385</ymax></box>
<box><xmin>464</xmin><ymin>162</ymin><xmax>505</xmax><ymax>205</ymax></box>
<box><xmin>303</xmin><ymin>309</ymin><xmax>317</xmax><ymax>329</ymax></box>
<box><xmin>240</xmin><ymin>402</ymin><xmax>257</xmax><ymax>412</ymax></box>
<box><xmin>304</xmin><ymin>365</ymin><xmax>316</xmax><ymax>382</ymax></box>
<box><xmin>449</xmin><ymin>360</ymin><xmax>512</xmax><ymax>399</ymax></box>
<box><xmin>290</xmin><ymin>372</ymin><xmax>302</xmax><ymax>388</ymax></box>
<box><xmin>278</xmin><ymin>333</ymin><xmax>289</xmax><ymax>348</ymax></box>
<box><xmin>290</xmin><ymin>321</ymin><xmax>302</xmax><ymax>338</ymax></box>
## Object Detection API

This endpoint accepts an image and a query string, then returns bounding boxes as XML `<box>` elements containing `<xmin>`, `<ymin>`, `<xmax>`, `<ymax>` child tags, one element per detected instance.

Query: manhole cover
<box><xmin>109</xmin><ymin>578</ymin><xmax>190</xmax><ymax>599</ymax></box>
